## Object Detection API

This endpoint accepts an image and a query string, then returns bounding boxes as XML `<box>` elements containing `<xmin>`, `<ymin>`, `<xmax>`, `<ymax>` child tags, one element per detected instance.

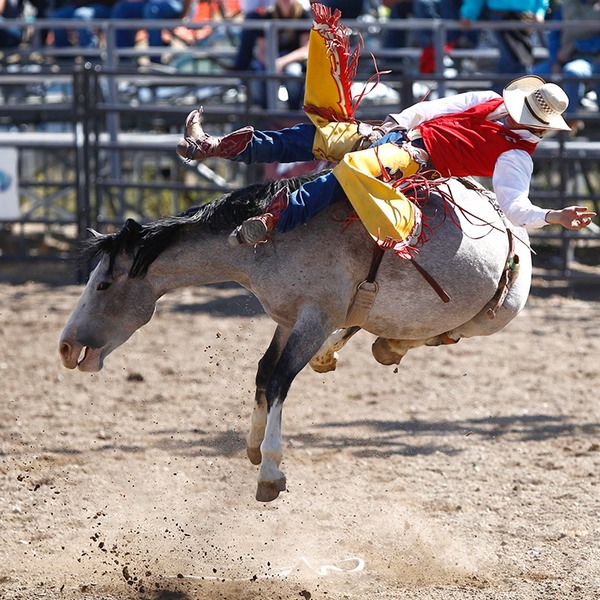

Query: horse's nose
<box><xmin>59</xmin><ymin>340</ymin><xmax>76</xmax><ymax>369</ymax></box>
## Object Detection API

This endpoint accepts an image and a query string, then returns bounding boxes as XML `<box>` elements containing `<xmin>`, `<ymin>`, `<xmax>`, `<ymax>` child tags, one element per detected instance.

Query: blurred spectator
<box><xmin>28</xmin><ymin>0</ymin><xmax>51</xmax><ymax>17</ymax></box>
<box><xmin>381</xmin><ymin>0</ymin><xmax>412</xmax><ymax>52</ymax></box>
<box><xmin>169</xmin><ymin>0</ymin><xmax>241</xmax><ymax>49</ymax></box>
<box><xmin>230</xmin><ymin>0</ymin><xmax>310</xmax><ymax>109</ymax></box>
<box><xmin>27</xmin><ymin>0</ymin><xmax>72</xmax><ymax>45</ymax></box>
<box><xmin>415</xmin><ymin>0</ymin><xmax>484</xmax><ymax>73</ymax></box>
<box><xmin>239</xmin><ymin>0</ymin><xmax>271</xmax><ymax>12</ymax></box>
<box><xmin>460</xmin><ymin>0</ymin><xmax>550</xmax><ymax>85</ymax></box>
<box><xmin>110</xmin><ymin>0</ymin><xmax>194</xmax><ymax>62</ymax></box>
<box><xmin>0</xmin><ymin>0</ymin><xmax>24</xmax><ymax>48</ymax></box>
<box><xmin>532</xmin><ymin>0</ymin><xmax>562</xmax><ymax>68</ymax></box>
<box><xmin>438</xmin><ymin>0</ymin><xmax>482</xmax><ymax>48</ymax></box>
<box><xmin>319</xmin><ymin>0</ymin><xmax>364</xmax><ymax>19</ymax></box>
<box><xmin>50</xmin><ymin>0</ymin><xmax>118</xmax><ymax>50</ymax></box>
<box><xmin>534</xmin><ymin>0</ymin><xmax>600</xmax><ymax>118</ymax></box>
<box><xmin>381</xmin><ymin>1</ymin><xmax>483</xmax><ymax>74</ymax></box>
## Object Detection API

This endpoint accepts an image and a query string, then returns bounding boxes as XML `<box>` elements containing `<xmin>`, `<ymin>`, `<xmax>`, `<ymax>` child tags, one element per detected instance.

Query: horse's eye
<box><xmin>97</xmin><ymin>281</ymin><xmax>111</xmax><ymax>291</ymax></box>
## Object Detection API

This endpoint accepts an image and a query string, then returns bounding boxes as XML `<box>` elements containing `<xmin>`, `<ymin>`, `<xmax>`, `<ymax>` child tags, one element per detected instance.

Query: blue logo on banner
<box><xmin>0</xmin><ymin>170</ymin><xmax>12</xmax><ymax>192</ymax></box>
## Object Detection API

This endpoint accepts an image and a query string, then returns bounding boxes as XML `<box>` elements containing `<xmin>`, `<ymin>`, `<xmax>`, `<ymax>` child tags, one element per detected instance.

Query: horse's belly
<box><xmin>363</xmin><ymin>244</ymin><xmax>514</xmax><ymax>339</ymax></box>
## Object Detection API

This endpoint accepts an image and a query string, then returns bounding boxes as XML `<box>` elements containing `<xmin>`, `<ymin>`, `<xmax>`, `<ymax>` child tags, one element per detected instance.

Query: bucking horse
<box><xmin>59</xmin><ymin>173</ymin><xmax>532</xmax><ymax>501</ymax></box>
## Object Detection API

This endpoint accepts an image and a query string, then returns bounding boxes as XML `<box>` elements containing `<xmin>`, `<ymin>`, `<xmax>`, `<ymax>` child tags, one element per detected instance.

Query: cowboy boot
<box><xmin>227</xmin><ymin>186</ymin><xmax>289</xmax><ymax>247</ymax></box>
<box><xmin>176</xmin><ymin>108</ymin><xmax>254</xmax><ymax>161</ymax></box>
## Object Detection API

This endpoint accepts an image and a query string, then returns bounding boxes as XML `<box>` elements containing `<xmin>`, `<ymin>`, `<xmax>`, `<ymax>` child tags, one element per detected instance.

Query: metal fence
<box><xmin>0</xmin><ymin>16</ymin><xmax>599</xmax><ymax>287</ymax></box>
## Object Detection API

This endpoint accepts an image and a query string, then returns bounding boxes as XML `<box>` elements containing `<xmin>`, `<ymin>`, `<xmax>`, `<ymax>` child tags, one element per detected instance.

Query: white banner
<box><xmin>0</xmin><ymin>147</ymin><xmax>20</xmax><ymax>219</ymax></box>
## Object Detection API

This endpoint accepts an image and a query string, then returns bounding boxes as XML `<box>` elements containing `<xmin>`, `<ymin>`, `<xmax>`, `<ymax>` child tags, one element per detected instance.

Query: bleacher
<box><xmin>0</xmin><ymin>14</ymin><xmax>599</xmax><ymax>288</ymax></box>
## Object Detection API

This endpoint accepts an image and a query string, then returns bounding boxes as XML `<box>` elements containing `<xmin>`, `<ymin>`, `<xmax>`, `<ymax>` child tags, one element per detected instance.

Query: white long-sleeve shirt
<box><xmin>386</xmin><ymin>90</ymin><xmax>549</xmax><ymax>229</ymax></box>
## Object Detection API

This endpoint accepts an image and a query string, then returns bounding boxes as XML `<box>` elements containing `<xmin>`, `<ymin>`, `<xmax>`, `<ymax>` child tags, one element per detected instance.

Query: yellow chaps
<box><xmin>333</xmin><ymin>143</ymin><xmax>422</xmax><ymax>245</ymax></box>
<box><xmin>303</xmin><ymin>8</ymin><xmax>363</xmax><ymax>162</ymax></box>
<box><xmin>303</xmin><ymin>8</ymin><xmax>422</xmax><ymax>248</ymax></box>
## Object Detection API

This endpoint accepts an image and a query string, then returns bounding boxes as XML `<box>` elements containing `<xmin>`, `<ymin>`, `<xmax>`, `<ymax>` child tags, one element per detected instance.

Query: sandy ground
<box><xmin>1</xmin><ymin>281</ymin><xmax>600</xmax><ymax>600</ymax></box>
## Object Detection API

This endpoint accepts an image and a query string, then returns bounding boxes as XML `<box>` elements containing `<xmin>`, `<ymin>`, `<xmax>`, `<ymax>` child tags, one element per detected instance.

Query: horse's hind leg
<box><xmin>309</xmin><ymin>326</ymin><xmax>361</xmax><ymax>373</ymax></box>
<box><xmin>247</xmin><ymin>325</ymin><xmax>290</xmax><ymax>466</ymax></box>
<box><xmin>372</xmin><ymin>337</ymin><xmax>409</xmax><ymax>365</ymax></box>
<box><xmin>371</xmin><ymin>337</ymin><xmax>428</xmax><ymax>365</ymax></box>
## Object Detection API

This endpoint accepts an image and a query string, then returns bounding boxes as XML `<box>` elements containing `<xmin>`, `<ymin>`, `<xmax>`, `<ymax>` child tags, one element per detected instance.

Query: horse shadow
<box><xmin>141</xmin><ymin>412</ymin><xmax>599</xmax><ymax>459</ymax></box>
<box><xmin>307</xmin><ymin>413</ymin><xmax>600</xmax><ymax>458</ymax></box>
<box><xmin>29</xmin><ymin>414</ymin><xmax>599</xmax><ymax>460</ymax></box>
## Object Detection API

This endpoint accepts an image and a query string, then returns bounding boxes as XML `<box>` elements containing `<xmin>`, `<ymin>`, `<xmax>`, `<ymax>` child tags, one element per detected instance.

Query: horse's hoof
<box><xmin>372</xmin><ymin>338</ymin><xmax>403</xmax><ymax>366</ymax></box>
<box><xmin>309</xmin><ymin>351</ymin><xmax>338</xmax><ymax>373</ymax></box>
<box><xmin>256</xmin><ymin>477</ymin><xmax>286</xmax><ymax>502</ymax></box>
<box><xmin>246</xmin><ymin>446</ymin><xmax>262</xmax><ymax>465</ymax></box>
<box><xmin>309</xmin><ymin>358</ymin><xmax>338</xmax><ymax>373</ymax></box>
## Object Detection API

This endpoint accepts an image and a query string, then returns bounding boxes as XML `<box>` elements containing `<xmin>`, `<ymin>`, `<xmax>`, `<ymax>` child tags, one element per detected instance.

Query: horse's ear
<box><xmin>124</xmin><ymin>218</ymin><xmax>142</xmax><ymax>233</ymax></box>
<box><xmin>122</xmin><ymin>218</ymin><xmax>143</xmax><ymax>256</ymax></box>
<box><xmin>87</xmin><ymin>228</ymin><xmax>102</xmax><ymax>238</ymax></box>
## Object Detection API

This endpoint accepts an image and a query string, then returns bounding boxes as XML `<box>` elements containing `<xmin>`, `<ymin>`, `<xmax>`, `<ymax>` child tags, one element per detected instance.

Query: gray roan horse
<box><xmin>59</xmin><ymin>174</ymin><xmax>532</xmax><ymax>502</ymax></box>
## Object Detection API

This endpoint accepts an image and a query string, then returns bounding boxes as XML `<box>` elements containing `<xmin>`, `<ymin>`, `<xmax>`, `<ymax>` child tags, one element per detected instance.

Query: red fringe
<box><xmin>311</xmin><ymin>3</ymin><xmax>341</xmax><ymax>27</ymax></box>
<box><xmin>336</xmin><ymin>172</ymin><xmax>451</xmax><ymax>259</ymax></box>
<box><xmin>337</xmin><ymin>174</ymin><xmax>513</xmax><ymax>260</ymax></box>
<box><xmin>351</xmin><ymin>55</ymin><xmax>391</xmax><ymax>114</ymax></box>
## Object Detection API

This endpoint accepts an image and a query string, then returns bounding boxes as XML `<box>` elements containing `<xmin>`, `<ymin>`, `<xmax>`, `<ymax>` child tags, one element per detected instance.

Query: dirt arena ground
<box><xmin>1</xmin><ymin>281</ymin><xmax>599</xmax><ymax>600</ymax></box>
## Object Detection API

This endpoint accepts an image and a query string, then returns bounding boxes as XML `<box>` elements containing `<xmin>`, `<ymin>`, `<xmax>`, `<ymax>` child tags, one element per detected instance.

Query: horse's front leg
<box><xmin>246</xmin><ymin>393</ymin><xmax>267</xmax><ymax>466</ymax></box>
<box><xmin>257</xmin><ymin>308</ymin><xmax>333</xmax><ymax>502</ymax></box>
<box><xmin>246</xmin><ymin>325</ymin><xmax>290</xmax><ymax>465</ymax></box>
<box><xmin>257</xmin><ymin>400</ymin><xmax>286</xmax><ymax>502</ymax></box>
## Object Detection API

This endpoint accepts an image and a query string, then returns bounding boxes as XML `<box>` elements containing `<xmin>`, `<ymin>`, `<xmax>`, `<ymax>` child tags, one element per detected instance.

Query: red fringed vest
<box><xmin>415</xmin><ymin>98</ymin><xmax>537</xmax><ymax>177</ymax></box>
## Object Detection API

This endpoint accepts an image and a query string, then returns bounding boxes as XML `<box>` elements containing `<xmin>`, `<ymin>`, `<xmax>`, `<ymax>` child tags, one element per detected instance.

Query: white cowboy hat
<box><xmin>503</xmin><ymin>75</ymin><xmax>571</xmax><ymax>131</ymax></box>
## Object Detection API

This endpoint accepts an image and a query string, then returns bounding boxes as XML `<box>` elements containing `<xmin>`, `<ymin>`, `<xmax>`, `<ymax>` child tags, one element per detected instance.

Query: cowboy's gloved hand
<box><xmin>355</xmin><ymin>119</ymin><xmax>406</xmax><ymax>151</ymax></box>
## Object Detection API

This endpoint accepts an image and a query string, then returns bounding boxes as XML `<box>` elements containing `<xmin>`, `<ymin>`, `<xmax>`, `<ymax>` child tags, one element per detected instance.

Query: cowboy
<box><xmin>179</xmin><ymin>1</ymin><xmax>596</xmax><ymax>249</ymax></box>
<box><xmin>177</xmin><ymin>74</ymin><xmax>595</xmax><ymax>246</ymax></box>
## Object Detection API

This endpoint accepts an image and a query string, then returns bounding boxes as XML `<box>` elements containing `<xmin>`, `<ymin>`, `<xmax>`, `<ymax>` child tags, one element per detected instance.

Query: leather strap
<box><xmin>343</xmin><ymin>244</ymin><xmax>385</xmax><ymax>327</ymax></box>
<box><xmin>487</xmin><ymin>229</ymin><xmax>520</xmax><ymax>319</ymax></box>
<box><xmin>366</xmin><ymin>245</ymin><xmax>385</xmax><ymax>283</ymax></box>
<box><xmin>410</xmin><ymin>257</ymin><xmax>451</xmax><ymax>303</ymax></box>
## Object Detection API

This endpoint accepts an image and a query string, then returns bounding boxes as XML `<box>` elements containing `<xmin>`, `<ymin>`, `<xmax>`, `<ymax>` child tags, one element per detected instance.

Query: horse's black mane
<box><xmin>81</xmin><ymin>172</ymin><xmax>325</xmax><ymax>278</ymax></box>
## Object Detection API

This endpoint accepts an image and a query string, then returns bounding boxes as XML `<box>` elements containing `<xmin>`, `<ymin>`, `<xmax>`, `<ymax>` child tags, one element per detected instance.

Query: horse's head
<box><xmin>58</xmin><ymin>174</ymin><xmax>326</xmax><ymax>372</ymax></box>
<box><xmin>59</xmin><ymin>220</ymin><xmax>157</xmax><ymax>372</ymax></box>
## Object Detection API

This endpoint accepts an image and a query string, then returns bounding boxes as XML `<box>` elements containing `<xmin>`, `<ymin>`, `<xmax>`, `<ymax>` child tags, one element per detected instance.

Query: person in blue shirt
<box><xmin>533</xmin><ymin>0</ymin><xmax>600</xmax><ymax>121</ymax></box>
<box><xmin>0</xmin><ymin>0</ymin><xmax>24</xmax><ymax>48</ymax></box>
<box><xmin>460</xmin><ymin>0</ymin><xmax>550</xmax><ymax>88</ymax></box>
<box><xmin>110</xmin><ymin>0</ymin><xmax>192</xmax><ymax>63</ymax></box>
<box><xmin>50</xmin><ymin>0</ymin><xmax>118</xmax><ymax>50</ymax></box>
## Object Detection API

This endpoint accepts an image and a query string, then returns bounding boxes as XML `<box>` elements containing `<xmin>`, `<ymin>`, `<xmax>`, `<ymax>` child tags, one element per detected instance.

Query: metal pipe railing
<box><xmin>0</xmin><ymin>16</ymin><xmax>599</xmax><ymax>284</ymax></box>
